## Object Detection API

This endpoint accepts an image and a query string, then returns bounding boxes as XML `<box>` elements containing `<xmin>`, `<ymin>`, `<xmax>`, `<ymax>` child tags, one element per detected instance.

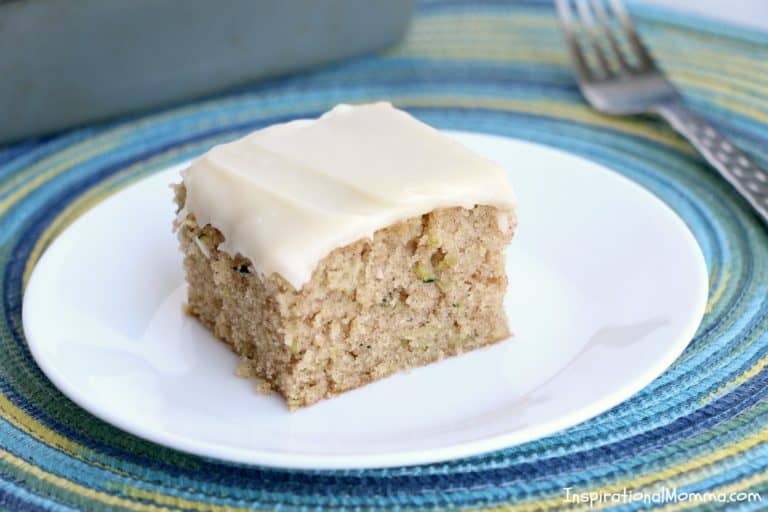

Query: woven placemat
<box><xmin>1</xmin><ymin>0</ymin><xmax>767</xmax><ymax>510</ymax></box>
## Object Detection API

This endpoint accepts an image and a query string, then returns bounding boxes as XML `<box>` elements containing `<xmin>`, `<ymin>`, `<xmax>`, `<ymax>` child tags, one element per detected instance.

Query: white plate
<box><xmin>23</xmin><ymin>131</ymin><xmax>708</xmax><ymax>470</ymax></box>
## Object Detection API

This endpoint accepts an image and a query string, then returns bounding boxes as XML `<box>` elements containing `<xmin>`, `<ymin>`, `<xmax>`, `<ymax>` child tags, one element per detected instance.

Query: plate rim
<box><xmin>22</xmin><ymin>130</ymin><xmax>709</xmax><ymax>469</ymax></box>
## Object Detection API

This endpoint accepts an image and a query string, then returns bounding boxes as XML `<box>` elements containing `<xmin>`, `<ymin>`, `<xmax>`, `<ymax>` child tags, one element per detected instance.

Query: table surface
<box><xmin>641</xmin><ymin>0</ymin><xmax>768</xmax><ymax>30</ymax></box>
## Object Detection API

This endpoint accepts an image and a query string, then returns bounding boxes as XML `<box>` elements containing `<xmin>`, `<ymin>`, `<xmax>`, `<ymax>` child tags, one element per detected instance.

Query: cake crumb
<box><xmin>236</xmin><ymin>359</ymin><xmax>256</xmax><ymax>378</ymax></box>
<box><xmin>255</xmin><ymin>379</ymin><xmax>275</xmax><ymax>395</ymax></box>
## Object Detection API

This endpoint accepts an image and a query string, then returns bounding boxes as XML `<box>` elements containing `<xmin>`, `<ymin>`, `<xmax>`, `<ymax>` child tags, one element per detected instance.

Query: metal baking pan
<box><xmin>0</xmin><ymin>0</ymin><xmax>415</xmax><ymax>143</ymax></box>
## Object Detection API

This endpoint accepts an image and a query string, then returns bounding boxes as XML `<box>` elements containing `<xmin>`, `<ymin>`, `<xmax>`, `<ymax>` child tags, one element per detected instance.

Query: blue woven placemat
<box><xmin>1</xmin><ymin>0</ymin><xmax>767</xmax><ymax>510</ymax></box>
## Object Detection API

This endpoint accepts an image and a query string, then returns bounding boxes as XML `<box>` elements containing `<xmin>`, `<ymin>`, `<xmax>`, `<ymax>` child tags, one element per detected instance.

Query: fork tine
<box><xmin>590</xmin><ymin>0</ymin><xmax>632</xmax><ymax>71</ymax></box>
<box><xmin>555</xmin><ymin>0</ymin><xmax>593</xmax><ymax>81</ymax></box>
<box><xmin>575</xmin><ymin>0</ymin><xmax>614</xmax><ymax>76</ymax></box>
<box><xmin>608</xmin><ymin>0</ymin><xmax>655</xmax><ymax>69</ymax></box>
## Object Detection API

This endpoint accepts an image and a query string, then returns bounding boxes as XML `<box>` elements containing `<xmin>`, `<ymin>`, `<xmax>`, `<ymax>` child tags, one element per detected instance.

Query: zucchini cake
<box><xmin>173</xmin><ymin>102</ymin><xmax>517</xmax><ymax>409</ymax></box>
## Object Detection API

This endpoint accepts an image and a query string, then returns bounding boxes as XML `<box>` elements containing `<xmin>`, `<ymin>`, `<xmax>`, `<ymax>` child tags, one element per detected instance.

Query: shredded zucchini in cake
<box><xmin>414</xmin><ymin>261</ymin><xmax>435</xmax><ymax>283</ymax></box>
<box><xmin>194</xmin><ymin>234</ymin><xmax>211</xmax><ymax>259</ymax></box>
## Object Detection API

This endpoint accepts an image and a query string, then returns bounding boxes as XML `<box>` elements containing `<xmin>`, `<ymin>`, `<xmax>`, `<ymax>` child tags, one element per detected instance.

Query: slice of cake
<box><xmin>173</xmin><ymin>102</ymin><xmax>517</xmax><ymax>409</ymax></box>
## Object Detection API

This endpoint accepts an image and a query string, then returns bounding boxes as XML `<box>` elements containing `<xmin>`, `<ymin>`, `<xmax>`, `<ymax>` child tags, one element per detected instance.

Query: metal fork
<box><xmin>556</xmin><ymin>0</ymin><xmax>768</xmax><ymax>225</ymax></box>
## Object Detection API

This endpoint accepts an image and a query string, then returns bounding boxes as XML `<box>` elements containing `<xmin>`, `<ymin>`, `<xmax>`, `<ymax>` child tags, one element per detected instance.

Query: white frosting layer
<box><xmin>180</xmin><ymin>102</ymin><xmax>516</xmax><ymax>290</ymax></box>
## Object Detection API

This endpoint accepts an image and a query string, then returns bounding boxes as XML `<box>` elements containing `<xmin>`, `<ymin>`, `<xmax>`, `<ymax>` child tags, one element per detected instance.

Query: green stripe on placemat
<box><xmin>1</xmin><ymin>0</ymin><xmax>767</xmax><ymax>510</ymax></box>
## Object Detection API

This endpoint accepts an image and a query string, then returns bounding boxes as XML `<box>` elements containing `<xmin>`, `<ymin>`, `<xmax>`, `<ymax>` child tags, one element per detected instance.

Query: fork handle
<box><xmin>655</xmin><ymin>102</ymin><xmax>768</xmax><ymax>225</ymax></box>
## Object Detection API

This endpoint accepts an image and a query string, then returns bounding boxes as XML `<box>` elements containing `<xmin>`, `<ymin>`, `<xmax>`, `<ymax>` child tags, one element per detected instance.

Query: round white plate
<box><xmin>23</xmin><ymin>131</ymin><xmax>708</xmax><ymax>470</ymax></box>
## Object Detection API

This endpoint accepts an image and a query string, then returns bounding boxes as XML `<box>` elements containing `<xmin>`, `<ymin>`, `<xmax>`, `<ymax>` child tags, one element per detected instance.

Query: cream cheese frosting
<box><xmin>179</xmin><ymin>102</ymin><xmax>516</xmax><ymax>289</ymax></box>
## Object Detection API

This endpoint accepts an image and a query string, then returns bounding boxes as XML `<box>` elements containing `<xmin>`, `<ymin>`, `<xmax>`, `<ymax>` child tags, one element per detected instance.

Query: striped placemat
<box><xmin>1</xmin><ymin>0</ymin><xmax>767</xmax><ymax>510</ymax></box>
